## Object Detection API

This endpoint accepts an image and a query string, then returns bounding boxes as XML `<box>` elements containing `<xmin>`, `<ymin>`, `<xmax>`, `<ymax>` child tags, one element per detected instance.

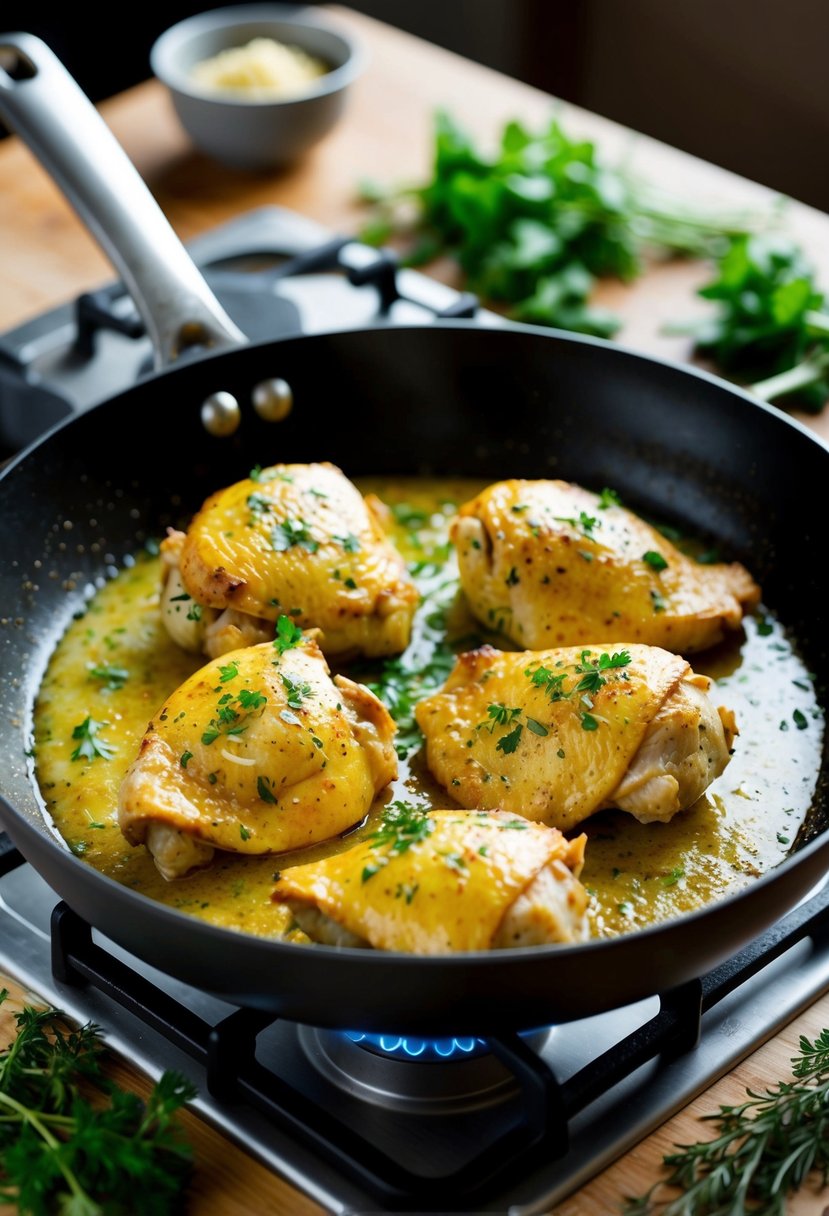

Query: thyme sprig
<box><xmin>623</xmin><ymin>1029</ymin><xmax>829</xmax><ymax>1216</ymax></box>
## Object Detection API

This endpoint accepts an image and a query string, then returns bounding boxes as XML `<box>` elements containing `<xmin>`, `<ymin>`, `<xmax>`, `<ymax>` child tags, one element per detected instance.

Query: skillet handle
<box><xmin>0</xmin><ymin>32</ymin><xmax>247</xmax><ymax>369</ymax></box>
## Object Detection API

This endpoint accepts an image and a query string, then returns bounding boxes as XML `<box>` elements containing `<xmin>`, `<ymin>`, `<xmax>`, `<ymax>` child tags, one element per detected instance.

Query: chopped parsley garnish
<box><xmin>480</xmin><ymin>703</ymin><xmax>523</xmax><ymax>732</ymax></box>
<box><xmin>218</xmin><ymin>661</ymin><xmax>239</xmax><ymax>683</ymax></box>
<box><xmin>201</xmin><ymin>688</ymin><xmax>267</xmax><ymax>745</ymax></box>
<box><xmin>239</xmin><ymin>825</ymin><xmax>251</xmax><ymax>841</ymax></box>
<box><xmin>505</xmin><ymin>566</ymin><xmax>520</xmax><ymax>586</ymax></box>
<box><xmin>186</xmin><ymin>602</ymin><xmax>202</xmax><ymax>622</ymax></box>
<box><xmin>597</xmin><ymin>486</ymin><xmax>621</xmax><ymax>509</ymax></box>
<box><xmin>250</xmin><ymin>465</ymin><xmax>292</xmax><ymax>484</ymax></box>
<box><xmin>274</xmin><ymin>615</ymin><xmax>303</xmax><ymax>655</ymax></box>
<box><xmin>496</xmin><ymin>724</ymin><xmax>523</xmax><ymax>753</ymax></box>
<box><xmin>554</xmin><ymin>510</ymin><xmax>598</xmax><ymax>537</ymax></box>
<box><xmin>269</xmin><ymin>518</ymin><xmax>318</xmax><ymax>553</ymax></box>
<box><xmin>246</xmin><ymin>491</ymin><xmax>273</xmax><ymax>520</ymax></box>
<box><xmin>334</xmin><ymin>532</ymin><xmax>361</xmax><ymax>553</ymax></box>
<box><xmin>650</xmin><ymin>588</ymin><xmax>667</xmax><ymax>613</ymax></box>
<box><xmin>281</xmin><ymin>674</ymin><xmax>313</xmax><ymax>709</ymax></box>
<box><xmin>523</xmin><ymin>650</ymin><xmax>630</xmax><ymax>728</ymax></box>
<box><xmin>642</xmin><ymin>550</ymin><xmax>668</xmax><ymax>572</ymax></box>
<box><xmin>180</xmin><ymin>751</ymin><xmax>193</xmax><ymax>768</ymax></box>
<box><xmin>344</xmin><ymin>577</ymin><xmax>358</xmax><ymax>590</ymax></box>
<box><xmin>86</xmin><ymin>663</ymin><xmax>129</xmax><ymax>691</ymax></box>
<box><xmin>257</xmin><ymin>776</ymin><xmax>277</xmax><ymax>804</ymax></box>
<box><xmin>361</xmin><ymin>802</ymin><xmax>434</xmax><ymax>882</ymax></box>
<box><xmin>526</xmin><ymin>717</ymin><xmax>549</xmax><ymax>737</ymax></box>
<box><xmin>793</xmin><ymin>709</ymin><xmax>809</xmax><ymax>730</ymax></box>
<box><xmin>70</xmin><ymin>717</ymin><xmax>116</xmax><ymax>762</ymax></box>
<box><xmin>662</xmin><ymin>866</ymin><xmax>685</xmax><ymax>887</ymax></box>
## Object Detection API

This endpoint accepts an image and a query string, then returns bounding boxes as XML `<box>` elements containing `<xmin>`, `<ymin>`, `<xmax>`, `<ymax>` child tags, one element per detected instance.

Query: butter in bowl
<box><xmin>150</xmin><ymin>4</ymin><xmax>362</xmax><ymax>170</ymax></box>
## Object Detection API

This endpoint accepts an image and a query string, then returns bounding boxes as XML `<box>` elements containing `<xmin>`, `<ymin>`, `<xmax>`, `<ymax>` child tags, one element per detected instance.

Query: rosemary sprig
<box><xmin>623</xmin><ymin>1028</ymin><xmax>829</xmax><ymax>1215</ymax></box>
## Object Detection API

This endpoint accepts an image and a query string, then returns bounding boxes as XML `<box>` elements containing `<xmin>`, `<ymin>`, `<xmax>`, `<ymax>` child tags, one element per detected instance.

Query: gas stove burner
<box><xmin>300</xmin><ymin>1025</ymin><xmax>553</xmax><ymax>1114</ymax></box>
<box><xmin>343</xmin><ymin>1029</ymin><xmax>488</xmax><ymax>1061</ymax></box>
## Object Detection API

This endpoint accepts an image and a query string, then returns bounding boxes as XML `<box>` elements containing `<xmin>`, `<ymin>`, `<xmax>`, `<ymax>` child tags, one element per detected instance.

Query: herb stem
<box><xmin>751</xmin><ymin>349</ymin><xmax>829</xmax><ymax>401</ymax></box>
<box><xmin>0</xmin><ymin>1090</ymin><xmax>91</xmax><ymax>1207</ymax></box>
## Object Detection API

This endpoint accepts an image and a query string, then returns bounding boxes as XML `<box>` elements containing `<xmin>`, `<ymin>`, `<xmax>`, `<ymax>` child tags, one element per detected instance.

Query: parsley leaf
<box><xmin>70</xmin><ymin>717</ymin><xmax>115</xmax><ymax>762</ymax></box>
<box><xmin>269</xmin><ymin>518</ymin><xmax>318</xmax><ymax>553</ymax></box>
<box><xmin>274</xmin><ymin>615</ymin><xmax>303</xmax><ymax>655</ymax></box>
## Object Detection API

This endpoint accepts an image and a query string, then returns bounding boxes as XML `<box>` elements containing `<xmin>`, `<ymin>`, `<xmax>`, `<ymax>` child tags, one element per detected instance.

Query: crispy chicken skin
<box><xmin>414</xmin><ymin>644</ymin><xmax>736</xmax><ymax>831</ymax></box>
<box><xmin>273</xmin><ymin>808</ymin><xmax>588</xmax><ymax>952</ymax></box>
<box><xmin>160</xmin><ymin>462</ymin><xmax>419</xmax><ymax>660</ymax></box>
<box><xmin>118</xmin><ymin>635</ymin><xmax>397</xmax><ymax>880</ymax></box>
<box><xmin>452</xmin><ymin>479</ymin><xmax>760</xmax><ymax>653</ymax></box>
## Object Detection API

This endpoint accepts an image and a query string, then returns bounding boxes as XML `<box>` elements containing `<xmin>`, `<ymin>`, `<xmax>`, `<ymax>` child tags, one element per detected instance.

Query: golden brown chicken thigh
<box><xmin>452</xmin><ymin>479</ymin><xmax>760</xmax><ymax>653</ymax></box>
<box><xmin>160</xmin><ymin>462</ymin><xmax>418</xmax><ymax>660</ymax></box>
<box><xmin>273</xmin><ymin>806</ymin><xmax>588</xmax><ymax>952</ymax></box>
<box><xmin>414</xmin><ymin>643</ymin><xmax>736</xmax><ymax>831</ymax></box>
<box><xmin>118</xmin><ymin>633</ymin><xmax>397</xmax><ymax>879</ymax></box>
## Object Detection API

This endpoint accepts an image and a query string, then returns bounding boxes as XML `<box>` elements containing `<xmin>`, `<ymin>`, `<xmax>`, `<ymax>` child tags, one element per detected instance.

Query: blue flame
<box><xmin>345</xmin><ymin>1030</ymin><xmax>488</xmax><ymax>1061</ymax></box>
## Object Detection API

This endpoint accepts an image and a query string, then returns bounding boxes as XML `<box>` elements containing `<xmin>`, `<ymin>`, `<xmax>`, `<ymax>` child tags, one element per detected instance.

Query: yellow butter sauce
<box><xmin>33</xmin><ymin>478</ymin><xmax>824</xmax><ymax>943</ymax></box>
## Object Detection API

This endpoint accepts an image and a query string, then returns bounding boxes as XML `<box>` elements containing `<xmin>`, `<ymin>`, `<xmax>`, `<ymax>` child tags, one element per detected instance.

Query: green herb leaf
<box><xmin>257</xmin><ymin>776</ymin><xmax>277</xmax><ymax>804</ymax></box>
<box><xmin>496</xmin><ymin>723</ymin><xmax>524</xmax><ymax>754</ymax></box>
<box><xmin>269</xmin><ymin>518</ymin><xmax>319</xmax><ymax>553</ymax></box>
<box><xmin>642</xmin><ymin>550</ymin><xmax>668</xmax><ymax>572</ymax></box>
<box><xmin>274</xmin><ymin>615</ymin><xmax>303</xmax><ymax>654</ymax></box>
<box><xmin>70</xmin><ymin>717</ymin><xmax>116</xmax><ymax>762</ymax></box>
<box><xmin>86</xmin><ymin>663</ymin><xmax>129</xmax><ymax>691</ymax></box>
<box><xmin>623</xmin><ymin>1027</ymin><xmax>829</xmax><ymax>1215</ymax></box>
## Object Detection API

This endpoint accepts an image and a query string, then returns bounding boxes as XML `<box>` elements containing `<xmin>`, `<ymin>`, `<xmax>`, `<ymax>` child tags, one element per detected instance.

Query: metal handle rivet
<box><xmin>253</xmin><ymin>378</ymin><xmax>293</xmax><ymax>423</ymax></box>
<box><xmin>201</xmin><ymin>391</ymin><xmax>241</xmax><ymax>437</ymax></box>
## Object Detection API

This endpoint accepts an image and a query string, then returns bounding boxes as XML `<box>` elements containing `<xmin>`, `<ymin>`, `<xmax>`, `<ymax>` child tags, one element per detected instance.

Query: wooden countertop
<box><xmin>2</xmin><ymin>7</ymin><xmax>829</xmax><ymax>1213</ymax></box>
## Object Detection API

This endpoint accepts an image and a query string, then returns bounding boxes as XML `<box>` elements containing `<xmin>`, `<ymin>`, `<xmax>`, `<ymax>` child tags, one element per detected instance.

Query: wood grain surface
<box><xmin>2</xmin><ymin>6</ymin><xmax>829</xmax><ymax>1212</ymax></box>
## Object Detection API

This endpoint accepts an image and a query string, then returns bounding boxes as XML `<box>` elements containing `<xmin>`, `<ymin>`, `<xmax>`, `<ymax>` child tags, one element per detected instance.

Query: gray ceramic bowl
<box><xmin>150</xmin><ymin>4</ymin><xmax>362</xmax><ymax>170</ymax></box>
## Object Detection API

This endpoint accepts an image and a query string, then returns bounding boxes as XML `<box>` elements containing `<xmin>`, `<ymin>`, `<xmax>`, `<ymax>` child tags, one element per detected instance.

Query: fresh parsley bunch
<box><xmin>359</xmin><ymin>109</ymin><xmax>763</xmax><ymax>338</ymax></box>
<box><xmin>0</xmin><ymin>990</ymin><xmax>196</xmax><ymax>1216</ymax></box>
<box><xmin>624</xmin><ymin>1028</ymin><xmax>829</xmax><ymax>1215</ymax></box>
<box><xmin>678</xmin><ymin>233</ymin><xmax>829</xmax><ymax>411</ymax></box>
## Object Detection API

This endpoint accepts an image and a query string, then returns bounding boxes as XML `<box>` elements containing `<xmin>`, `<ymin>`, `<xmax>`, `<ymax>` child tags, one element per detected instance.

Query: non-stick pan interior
<box><xmin>2</xmin><ymin>323</ymin><xmax>829</xmax><ymax>1032</ymax></box>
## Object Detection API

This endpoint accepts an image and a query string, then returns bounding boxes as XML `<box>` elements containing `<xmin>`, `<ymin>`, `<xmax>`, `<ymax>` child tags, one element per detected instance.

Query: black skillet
<box><xmin>1</xmin><ymin>33</ymin><xmax>828</xmax><ymax>1036</ymax></box>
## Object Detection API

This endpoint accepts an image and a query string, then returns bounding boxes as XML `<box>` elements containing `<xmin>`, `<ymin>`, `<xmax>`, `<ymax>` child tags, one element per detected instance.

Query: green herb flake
<box><xmin>642</xmin><ymin>550</ymin><xmax>668</xmax><ymax>572</ymax></box>
<box><xmin>662</xmin><ymin>866</ymin><xmax>685</xmax><ymax>887</ymax></box>
<box><xmin>793</xmin><ymin>708</ymin><xmax>809</xmax><ymax>730</ymax></box>
<box><xmin>597</xmin><ymin>487</ymin><xmax>621</xmax><ymax>509</ymax></box>
<box><xmin>526</xmin><ymin>717</ymin><xmax>549</xmax><ymax>737</ymax></box>
<box><xmin>580</xmin><ymin>712</ymin><xmax>599</xmax><ymax>731</ymax></box>
<box><xmin>219</xmin><ymin>661</ymin><xmax>239</xmax><ymax>683</ymax></box>
<box><xmin>180</xmin><ymin>751</ymin><xmax>193</xmax><ymax>769</ymax></box>
<box><xmin>274</xmin><ymin>614</ymin><xmax>303</xmax><ymax>655</ymax></box>
<box><xmin>70</xmin><ymin>717</ymin><xmax>116</xmax><ymax>763</ymax></box>
<box><xmin>496</xmin><ymin>723</ymin><xmax>523</xmax><ymax>754</ymax></box>
<box><xmin>239</xmin><ymin>825</ymin><xmax>251</xmax><ymax>841</ymax></box>
<box><xmin>281</xmin><ymin>674</ymin><xmax>313</xmax><ymax>709</ymax></box>
<box><xmin>257</xmin><ymin>776</ymin><xmax>277</xmax><ymax>804</ymax></box>
<box><xmin>269</xmin><ymin>518</ymin><xmax>319</xmax><ymax>553</ymax></box>
<box><xmin>334</xmin><ymin>532</ymin><xmax>361</xmax><ymax>553</ymax></box>
<box><xmin>86</xmin><ymin>663</ymin><xmax>130</xmax><ymax>691</ymax></box>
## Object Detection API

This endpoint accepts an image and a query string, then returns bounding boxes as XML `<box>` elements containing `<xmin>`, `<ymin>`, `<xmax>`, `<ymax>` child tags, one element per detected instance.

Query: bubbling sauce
<box><xmin>33</xmin><ymin>478</ymin><xmax>823</xmax><ymax>943</ymax></box>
